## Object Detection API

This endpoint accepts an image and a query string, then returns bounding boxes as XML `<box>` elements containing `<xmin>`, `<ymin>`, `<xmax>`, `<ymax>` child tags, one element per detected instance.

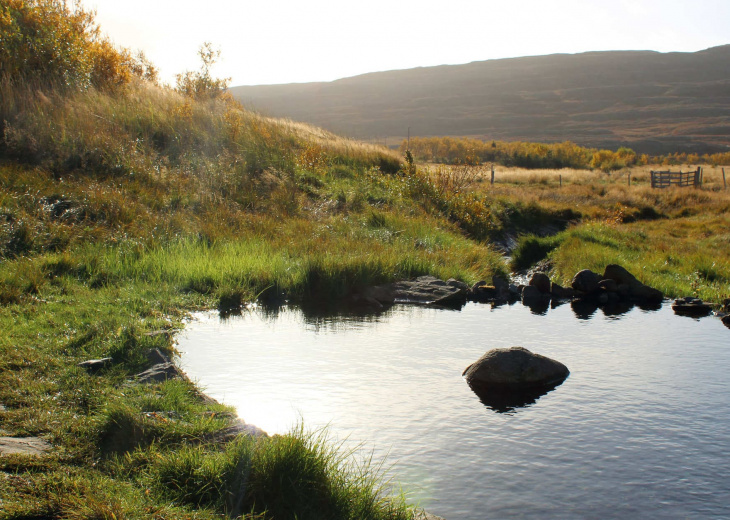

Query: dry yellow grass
<box><xmin>425</xmin><ymin>163</ymin><xmax>730</xmax><ymax>221</ymax></box>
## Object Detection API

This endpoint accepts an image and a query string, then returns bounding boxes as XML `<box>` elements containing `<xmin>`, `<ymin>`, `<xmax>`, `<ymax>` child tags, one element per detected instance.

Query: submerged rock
<box><xmin>463</xmin><ymin>346</ymin><xmax>569</xmax><ymax>389</ymax></box>
<box><xmin>365</xmin><ymin>276</ymin><xmax>468</xmax><ymax>306</ymax></box>
<box><xmin>672</xmin><ymin>297</ymin><xmax>713</xmax><ymax>317</ymax></box>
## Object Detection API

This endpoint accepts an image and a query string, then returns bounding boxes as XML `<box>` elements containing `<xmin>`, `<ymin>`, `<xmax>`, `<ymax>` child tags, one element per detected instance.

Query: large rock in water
<box><xmin>602</xmin><ymin>264</ymin><xmax>663</xmax><ymax>302</ymax></box>
<box><xmin>571</xmin><ymin>269</ymin><xmax>602</xmax><ymax>293</ymax></box>
<box><xmin>365</xmin><ymin>276</ymin><xmax>468</xmax><ymax>306</ymax></box>
<box><xmin>463</xmin><ymin>346</ymin><xmax>569</xmax><ymax>389</ymax></box>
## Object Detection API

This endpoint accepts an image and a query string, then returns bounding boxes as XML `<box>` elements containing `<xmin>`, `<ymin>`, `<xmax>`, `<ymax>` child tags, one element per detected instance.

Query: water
<box><xmin>178</xmin><ymin>301</ymin><xmax>730</xmax><ymax>519</ymax></box>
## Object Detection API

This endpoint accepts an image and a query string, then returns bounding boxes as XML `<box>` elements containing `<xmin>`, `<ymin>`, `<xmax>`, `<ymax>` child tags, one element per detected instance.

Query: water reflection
<box><xmin>467</xmin><ymin>379</ymin><xmax>566</xmax><ymax>414</ymax></box>
<box><xmin>179</xmin><ymin>300</ymin><xmax>730</xmax><ymax>520</ymax></box>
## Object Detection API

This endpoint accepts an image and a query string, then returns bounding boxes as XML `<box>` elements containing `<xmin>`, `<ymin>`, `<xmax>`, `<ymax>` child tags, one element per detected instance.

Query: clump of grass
<box><xmin>137</xmin><ymin>426</ymin><xmax>410</xmax><ymax>520</ymax></box>
<box><xmin>511</xmin><ymin>233</ymin><xmax>564</xmax><ymax>271</ymax></box>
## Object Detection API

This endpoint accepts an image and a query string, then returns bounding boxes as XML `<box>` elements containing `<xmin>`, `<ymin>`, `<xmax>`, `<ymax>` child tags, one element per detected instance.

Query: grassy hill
<box><xmin>230</xmin><ymin>46</ymin><xmax>730</xmax><ymax>155</ymax></box>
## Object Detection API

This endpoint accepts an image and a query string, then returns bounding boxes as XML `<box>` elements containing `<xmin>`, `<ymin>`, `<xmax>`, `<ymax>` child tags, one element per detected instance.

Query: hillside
<box><xmin>230</xmin><ymin>46</ymin><xmax>730</xmax><ymax>154</ymax></box>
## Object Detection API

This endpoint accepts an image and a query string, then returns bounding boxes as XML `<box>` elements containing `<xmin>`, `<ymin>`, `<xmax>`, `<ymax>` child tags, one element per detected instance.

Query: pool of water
<box><xmin>178</xmin><ymin>301</ymin><xmax>730</xmax><ymax>519</ymax></box>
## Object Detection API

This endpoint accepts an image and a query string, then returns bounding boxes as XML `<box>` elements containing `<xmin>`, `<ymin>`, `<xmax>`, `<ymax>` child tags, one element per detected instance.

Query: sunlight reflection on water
<box><xmin>178</xmin><ymin>301</ymin><xmax>730</xmax><ymax>520</ymax></box>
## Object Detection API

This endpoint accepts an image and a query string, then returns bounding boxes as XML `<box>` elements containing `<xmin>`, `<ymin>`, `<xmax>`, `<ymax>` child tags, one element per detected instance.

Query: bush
<box><xmin>0</xmin><ymin>0</ymin><xmax>156</xmax><ymax>90</ymax></box>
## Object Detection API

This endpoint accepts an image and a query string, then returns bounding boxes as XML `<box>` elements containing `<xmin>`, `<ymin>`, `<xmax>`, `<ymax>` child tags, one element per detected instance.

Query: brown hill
<box><xmin>230</xmin><ymin>46</ymin><xmax>730</xmax><ymax>154</ymax></box>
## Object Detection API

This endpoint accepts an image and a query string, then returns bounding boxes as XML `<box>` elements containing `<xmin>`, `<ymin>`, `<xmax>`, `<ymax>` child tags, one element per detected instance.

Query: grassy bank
<box><xmin>470</xmin><ymin>165</ymin><xmax>730</xmax><ymax>302</ymax></box>
<box><xmin>1</xmin><ymin>3</ymin><xmax>506</xmax><ymax>516</ymax></box>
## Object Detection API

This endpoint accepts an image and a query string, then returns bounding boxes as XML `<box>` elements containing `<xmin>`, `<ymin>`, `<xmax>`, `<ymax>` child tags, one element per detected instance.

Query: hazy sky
<box><xmin>86</xmin><ymin>0</ymin><xmax>729</xmax><ymax>87</ymax></box>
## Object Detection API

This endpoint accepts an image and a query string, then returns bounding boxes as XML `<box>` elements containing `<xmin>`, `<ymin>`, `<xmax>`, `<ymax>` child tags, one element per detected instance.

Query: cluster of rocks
<box><xmin>355</xmin><ymin>266</ymin><xmax>663</xmax><ymax>313</ymax></box>
<box><xmin>473</xmin><ymin>264</ymin><xmax>663</xmax><ymax>308</ymax></box>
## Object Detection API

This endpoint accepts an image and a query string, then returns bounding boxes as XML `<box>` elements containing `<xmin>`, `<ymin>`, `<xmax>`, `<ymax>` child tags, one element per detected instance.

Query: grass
<box><xmin>0</xmin><ymin>58</ymin><xmax>502</xmax><ymax>518</ymax></box>
<box><xmin>2</xmin><ymin>5</ymin><xmax>730</xmax><ymax>516</ymax></box>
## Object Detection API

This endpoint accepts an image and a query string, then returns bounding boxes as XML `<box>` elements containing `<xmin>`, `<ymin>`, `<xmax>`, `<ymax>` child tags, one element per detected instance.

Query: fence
<box><xmin>650</xmin><ymin>168</ymin><xmax>702</xmax><ymax>189</ymax></box>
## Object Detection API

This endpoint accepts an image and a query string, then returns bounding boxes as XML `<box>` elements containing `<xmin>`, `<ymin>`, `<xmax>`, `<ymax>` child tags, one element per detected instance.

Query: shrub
<box><xmin>0</xmin><ymin>0</ymin><xmax>156</xmax><ymax>90</ymax></box>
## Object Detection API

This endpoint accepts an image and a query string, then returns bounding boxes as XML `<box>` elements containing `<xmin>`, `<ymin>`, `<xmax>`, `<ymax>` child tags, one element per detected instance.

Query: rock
<box><xmin>672</xmin><ymin>297</ymin><xmax>713</xmax><ymax>317</ymax></box>
<box><xmin>471</xmin><ymin>280</ymin><xmax>488</xmax><ymax>292</ymax></box>
<box><xmin>521</xmin><ymin>285</ymin><xmax>543</xmax><ymax>305</ymax></box>
<box><xmin>463</xmin><ymin>346</ymin><xmax>569</xmax><ymax>390</ymax></box>
<box><xmin>630</xmin><ymin>283</ymin><xmax>663</xmax><ymax>303</ymax></box>
<box><xmin>350</xmin><ymin>294</ymin><xmax>384</xmax><ymax>311</ymax></box>
<box><xmin>571</xmin><ymin>269</ymin><xmax>601</xmax><ymax>293</ymax></box>
<box><xmin>598</xmin><ymin>279</ymin><xmax>618</xmax><ymax>292</ymax></box>
<box><xmin>603</xmin><ymin>264</ymin><xmax>663</xmax><ymax>303</ymax></box>
<box><xmin>413</xmin><ymin>510</ymin><xmax>446</xmax><ymax>520</ymax></box>
<box><xmin>145</xmin><ymin>348</ymin><xmax>171</xmax><ymax>365</ymax></box>
<box><xmin>365</xmin><ymin>276</ymin><xmax>467</xmax><ymax>306</ymax></box>
<box><xmin>0</xmin><ymin>436</ymin><xmax>52</xmax><ymax>457</ymax></box>
<box><xmin>136</xmin><ymin>362</ymin><xmax>184</xmax><ymax>384</ymax></box>
<box><xmin>551</xmin><ymin>282</ymin><xmax>575</xmax><ymax>299</ymax></box>
<box><xmin>492</xmin><ymin>275</ymin><xmax>509</xmax><ymax>292</ymax></box>
<box><xmin>470</xmin><ymin>282</ymin><xmax>500</xmax><ymax>302</ymax></box>
<box><xmin>78</xmin><ymin>357</ymin><xmax>113</xmax><ymax>373</ymax></box>
<box><xmin>529</xmin><ymin>272</ymin><xmax>552</xmax><ymax>294</ymax></box>
<box><xmin>206</xmin><ymin>418</ymin><xmax>268</xmax><ymax>443</ymax></box>
<box><xmin>722</xmin><ymin>315</ymin><xmax>730</xmax><ymax>329</ymax></box>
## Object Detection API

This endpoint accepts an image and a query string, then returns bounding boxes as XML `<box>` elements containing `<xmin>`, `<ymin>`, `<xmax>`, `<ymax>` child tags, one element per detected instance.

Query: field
<box><xmin>424</xmin><ymin>163</ymin><xmax>730</xmax><ymax>301</ymax></box>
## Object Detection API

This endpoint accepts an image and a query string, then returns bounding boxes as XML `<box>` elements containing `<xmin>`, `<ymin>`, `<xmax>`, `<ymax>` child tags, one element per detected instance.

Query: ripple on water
<box><xmin>179</xmin><ymin>302</ymin><xmax>730</xmax><ymax>520</ymax></box>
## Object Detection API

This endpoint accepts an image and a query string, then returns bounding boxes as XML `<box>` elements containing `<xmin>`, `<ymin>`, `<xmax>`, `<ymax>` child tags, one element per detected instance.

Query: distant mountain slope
<box><xmin>230</xmin><ymin>46</ymin><xmax>730</xmax><ymax>154</ymax></box>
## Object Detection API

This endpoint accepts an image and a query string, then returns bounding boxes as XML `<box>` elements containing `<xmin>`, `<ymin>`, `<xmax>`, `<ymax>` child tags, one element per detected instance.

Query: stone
<box><xmin>603</xmin><ymin>264</ymin><xmax>663</xmax><ymax>303</ymax></box>
<box><xmin>598</xmin><ymin>279</ymin><xmax>618</xmax><ymax>292</ymax></box>
<box><xmin>0</xmin><ymin>437</ymin><xmax>52</xmax><ymax>457</ymax></box>
<box><xmin>630</xmin><ymin>283</ymin><xmax>663</xmax><ymax>303</ymax></box>
<box><xmin>722</xmin><ymin>315</ymin><xmax>730</xmax><ymax>329</ymax></box>
<box><xmin>365</xmin><ymin>276</ymin><xmax>467</xmax><ymax>306</ymax></box>
<box><xmin>551</xmin><ymin>282</ymin><xmax>575</xmax><ymax>299</ymax></box>
<box><xmin>135</xmin><ymin>362</ymin><xmax>184</xmax><ymax>384</ymax></box>
<box><xmin>492</xmin><ymin>275</ymin><xmax>510</xmax><ymax>292</ymax></box>
<box><xmin>78</xmin><ymin>357</ymin><xmax>113</xmax><ymax>372</ymax></box>
<box><xmin>463</xmin><ymin>346</ymin><xmax>569</xmax><ymax>390</ymax></box>
<box><xmin>145</xmin><ymin>348</ymin><xmax>171</xmax><ymax>365</ymax></box>
<box><xmin>206</xmin><ymin>419</ymin><xmax>268</xmax><ymax>443</ymax></box>
<box><xmin>529</xmin><ymin>272</ymin><xmax>552</xmax><ymax>294</ymax></box>
<box><xmin>471</xmin><ymin>280</ymin><xmax>488</xmax><ymax>292</ymax></box>
<box><xmin>571</xmin><ymin>269</ymin><xmax>602</xmax><ymax>293</ymax></box>
<box><xmin>672</xmin><ymin>297</ymin><xmax>713</xmax><ymax>317</ymax></box>
<box><xmin>470</xmin><ymin>283</ymin><xmax>500</xmax><ymax>302</ymax></box>
<box><xmin>521</xmin><ymin>285</ymin><xmax>543</xmax><ymax>305</ymax></box>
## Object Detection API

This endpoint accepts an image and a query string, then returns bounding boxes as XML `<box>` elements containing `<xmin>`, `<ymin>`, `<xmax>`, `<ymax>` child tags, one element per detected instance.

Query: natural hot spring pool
<box><xmin>178</xmin><ymin>301</ymin><xmax>730</xmax><ymax>519</ymax></box>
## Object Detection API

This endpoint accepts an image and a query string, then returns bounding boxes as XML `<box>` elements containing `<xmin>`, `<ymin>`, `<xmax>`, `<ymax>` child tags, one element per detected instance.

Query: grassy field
<box><xmin>426</xmin><ymin>163</ymin><xmax>730</xmax><ymax>302</ymax></box>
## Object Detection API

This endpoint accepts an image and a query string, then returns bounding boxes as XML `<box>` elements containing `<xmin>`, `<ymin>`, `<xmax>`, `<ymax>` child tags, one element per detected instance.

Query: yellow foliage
<box><xmin>0</xmin><ymin>0</ymin><xmax>155</xmax><ymax>90</ymax></box>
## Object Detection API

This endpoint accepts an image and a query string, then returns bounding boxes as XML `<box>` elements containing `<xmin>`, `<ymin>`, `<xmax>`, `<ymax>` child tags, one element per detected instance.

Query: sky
<box><xmin>85</xmin><ymin>0</ymin><xmax>730</xmax><ymax>87</ymax></box>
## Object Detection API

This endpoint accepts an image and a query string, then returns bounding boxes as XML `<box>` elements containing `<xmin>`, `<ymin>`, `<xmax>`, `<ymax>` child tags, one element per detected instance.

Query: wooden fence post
<box><xmin>491</xmin><ymin>165</ymin><xmax>495</xmax><ymax>185</ymax></box>
<box><xmin>723</xmin><ymin>168</ymin><xmax>727</xmax><ymax>189</ymax></box>
<box><xmin>628</xmin><ymin>173</ymin><xmax>631</xmax><ymax>187</ymax></box>
<box><xmin>559</xmin><ymin>174</ymin><xmax>562</xmax><ymax>188</ymax></box>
